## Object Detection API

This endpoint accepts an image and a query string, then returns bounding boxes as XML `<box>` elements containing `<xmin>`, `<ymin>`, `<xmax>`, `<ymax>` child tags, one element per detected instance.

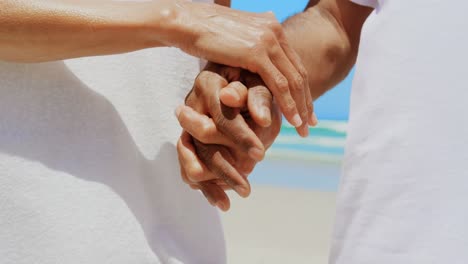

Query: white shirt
<box><xmin>0</xmin><ymin>1</ymin><xmax>225</xmax><ymax>263</ymax></box>
<box><xmin>331</xmin><ymin>0</ymin><xmax>468</xmax><ymax>263</ymax></box>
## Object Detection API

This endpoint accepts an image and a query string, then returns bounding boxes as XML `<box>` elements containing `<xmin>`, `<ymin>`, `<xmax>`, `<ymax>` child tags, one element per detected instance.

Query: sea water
<box><xmin>250</xmin><ymin>120</ymin><xmax>347</xmax><ymax>191</ymax></box>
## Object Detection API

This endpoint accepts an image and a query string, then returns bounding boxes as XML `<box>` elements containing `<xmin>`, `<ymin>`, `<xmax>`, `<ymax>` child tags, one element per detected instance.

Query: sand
<box><xmin>221</xmin><ymin>186</ymin><xmax>337</xmax><ymax>264</ymax></box>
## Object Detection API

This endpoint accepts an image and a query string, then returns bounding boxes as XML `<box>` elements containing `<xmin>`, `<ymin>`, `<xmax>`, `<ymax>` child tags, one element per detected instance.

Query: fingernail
<box><xmin>248</xmin><ymin>147</ymin><xmax>264</xmax><ymax>161</ymax></box>
<box><xmin>260</xmin><ymin>107</ymin><xmax>271</xmax><ymax>125</ymax></box>
<box><xmin>234</xmin><ymin>185</ymin><xmax>250</xmax><ymax>198</ymax></box>
<box><xmin>309</xmin><ymin>113</ymin><xmax>318</xmax><ymax>127</ymax></box>
<box><xmin>207</xmin><ymin>198</ymin><xmax>216</xmax><ymax>207</ymax></box>
<box><xmin>216</xmin><ymin>201</ymin><xmax>227</xmax><ymax>211</ymax></box>
<box><xmin>229</xmin><ymin>90</ymin><xmax>241</xmax><ymax>102</ymax></box>
<box><xmin>291</xmin><ymin>114</ymin><xmax>302</xmax><ymax>127</ymax></box>
<box><xmin>301</xmin><ymin>126</ymin><xmax>310</xmax><ymax>138</ymax></box>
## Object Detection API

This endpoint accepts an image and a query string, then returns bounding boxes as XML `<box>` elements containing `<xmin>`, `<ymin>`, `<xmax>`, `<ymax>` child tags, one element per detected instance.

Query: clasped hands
<box><xmin>176</xmin><ymin>62</ymin><xmax>317</xmax><ymax>211</ymax></box>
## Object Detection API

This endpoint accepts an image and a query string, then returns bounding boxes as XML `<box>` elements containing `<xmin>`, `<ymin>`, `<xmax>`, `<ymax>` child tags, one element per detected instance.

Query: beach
<box><xmin>220</xmin><ymin>120</ymin><xmax>344</xmax><ymax>263</ymax></box>
<box><xmin>222</xmin><ymin>186</ymin><xmax>336</xmax><ymax>264</ymax></box>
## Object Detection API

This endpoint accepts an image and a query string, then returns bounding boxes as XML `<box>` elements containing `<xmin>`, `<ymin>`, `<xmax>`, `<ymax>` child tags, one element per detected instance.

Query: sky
<box><xmin>231</xmin><ymin>0</ymin><xmax>353</xmax><ymax>121</ymax></box>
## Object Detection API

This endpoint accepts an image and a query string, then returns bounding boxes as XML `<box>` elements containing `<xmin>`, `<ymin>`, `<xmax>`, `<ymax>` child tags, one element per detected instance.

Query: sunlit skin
<box><xmin>177</xmin><ymin>0</ymin><xmax>373</xmax><ymax>210</ymax></box>
<box><xmin>0</xmin><ymin>0</ymin><xmax>313</xmax><ymax>131</ymax></box>
<box><xmin>176</xmin><ymin>64</ymin><xmax>282</xmax><ymax>210</ymax></box>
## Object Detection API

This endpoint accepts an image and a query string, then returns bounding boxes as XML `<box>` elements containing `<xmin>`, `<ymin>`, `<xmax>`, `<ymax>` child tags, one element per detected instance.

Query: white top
<box><xmin>0</xmin><ymin>1</ymin><xmax>225</xmax><ymax>263</ymax></box>
<box><xmin>331</xmin><ymin>0</ymin><xmax>468</xmax><ymax>263</ymax></box>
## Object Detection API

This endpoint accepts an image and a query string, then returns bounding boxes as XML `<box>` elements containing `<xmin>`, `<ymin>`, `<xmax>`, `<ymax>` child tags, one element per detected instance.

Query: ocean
<box><xmin>249</xmin><ymin>120</ymin><xmax>347</xmax><ymax>191</ymax></box>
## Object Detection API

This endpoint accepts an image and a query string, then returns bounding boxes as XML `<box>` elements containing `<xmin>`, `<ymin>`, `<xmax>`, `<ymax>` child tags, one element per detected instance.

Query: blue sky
<box><xmin>232</xmin><ymin>0</ymin><xmax>353</xmax><ymax>121</ymax></box>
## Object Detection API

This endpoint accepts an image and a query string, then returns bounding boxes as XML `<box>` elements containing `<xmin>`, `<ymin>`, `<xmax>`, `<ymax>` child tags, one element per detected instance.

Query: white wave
<box><xmin>266</xmin><ymin>149</ymin><xmax>343</xmax><ymax>163</ymax></box>
<box><xmin>283</xmin><ymin>119</ymin><xmax>348</xmax><ymax>133</ymax></box>
<box><xmin>317</xmin><ymin>120</ymin><xmax>348</xmax><ymax>133</ymax></box>
<box><xmin>274</xmin><ymin>135</ymin><xmax>346</xmax><ymax>148</ymax></box>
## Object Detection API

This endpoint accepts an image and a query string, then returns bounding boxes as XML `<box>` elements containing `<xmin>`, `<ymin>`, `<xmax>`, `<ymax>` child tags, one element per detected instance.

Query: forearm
<box><xmin>0</xmin><ymin>0</ymin><xmax>187</xmax><ymax>62</ymax></box>
<box><xmin>283</xmin><ymin>0</ymin><xmax>373</xmax><ymax>99</ymax></box>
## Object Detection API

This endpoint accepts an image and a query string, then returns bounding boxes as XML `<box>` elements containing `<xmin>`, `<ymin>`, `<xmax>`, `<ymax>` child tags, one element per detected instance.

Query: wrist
<box><xmin>283</xmin><ymin>6</ymin><xmax>355</xmax><ymax>97</ymax></box>
<box><xmin>138</xmin><ymin>0</ymin><xmax>201</xmax><ymax>50</ymax></box>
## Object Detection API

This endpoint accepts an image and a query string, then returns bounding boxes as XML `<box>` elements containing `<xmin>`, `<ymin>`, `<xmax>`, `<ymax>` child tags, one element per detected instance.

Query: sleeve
<box><xmin>350</xmin><ymin>0</ymin><xmax>379</xmax><ymax>8</ymax></box>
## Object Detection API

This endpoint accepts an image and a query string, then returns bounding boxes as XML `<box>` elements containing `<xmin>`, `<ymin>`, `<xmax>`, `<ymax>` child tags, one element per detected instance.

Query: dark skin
<box><xmin>177</xmin><ymin>0</ymin><xmax>373</xmax><ymax>210</ymax></box>
<box><xmin>176</xmin><ymin>63</ymin><xmax>282</xmax><ymax>210</ymax></box>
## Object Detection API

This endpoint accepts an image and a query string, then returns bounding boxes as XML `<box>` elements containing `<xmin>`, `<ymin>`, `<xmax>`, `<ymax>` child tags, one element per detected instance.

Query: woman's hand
<box><xmin>170</xmin><ymin>1</ymin><xmax>313</xmax><ymax>134</ymax></box>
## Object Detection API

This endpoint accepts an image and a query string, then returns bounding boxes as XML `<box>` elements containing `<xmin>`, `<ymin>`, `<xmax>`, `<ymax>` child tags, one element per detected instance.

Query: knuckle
<box><xmin>268</xmin><ymin>21</ymin><xmax>283</xmax><ymax>36</ymax></box>
<box><xmin>284</xmin><ymin>99</ymin><xmax>297</xmax><ymax>114</ymax></box>
<box><xmin>276</xmin><ymin>76</ymin><xmax>289</xmax><ymax>93</ymax></box>
<box><xmin>237</xmin><ymin>134</ymin><xmax>254</xmax><ymax>151</ymax></box>
<box><xmin>299</xmin><ymin>67</ymin><xmax>308</xmax><ymax>80</ymax></box>
<box><xmin>268</xmin><ymin>44</ymin><xmax>282</xmax><ymax>58</ymax></box>
<box><xmin>293</xmin><ymin>74</ymin><xmax>305</xmax><ymax>90</ymax></box>
<box><xmin>198</xmin><ymin>122</ymin><xmax>213</xmax><ymax>142</ymax></box>
<box><xmin>259</xmin><ymin>30</ymin><xmax>276</xmax><ymax>46</ymax></box>
<box><xmin>213</xmin><ymin>113</ymin><xmax>229</xmax><ymax>130</ymax></box>
<box><xmin>194</xmin><ymin>71</ymin><xmax>210</xmax><ymax>90</ymax></box>
<box><xmin>187</xmin><ymin>165</ymin><xmax>204</xmax><ymax>182</ymax></box>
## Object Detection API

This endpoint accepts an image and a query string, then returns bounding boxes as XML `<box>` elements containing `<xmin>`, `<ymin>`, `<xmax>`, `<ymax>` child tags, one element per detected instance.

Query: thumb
<box><xmin>219</xmin><ymin>81</ymin><xmax>248</xmax><ymax>108</ymax></box>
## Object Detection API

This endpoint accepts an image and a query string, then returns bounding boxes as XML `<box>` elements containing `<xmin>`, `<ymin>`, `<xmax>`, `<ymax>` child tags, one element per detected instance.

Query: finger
<box><xmin>275</xmin><ymin>28</ymin><xmax>315</xmax><ymax>127</ymax></box>
<box><xmin>199</xmin><ymin>182</ymin><xmax>231</xmax><ymax>211</ymax></box>
<box><xmin>192</xmin><ymin>68</ymin><xmax>266</xmax><ymax>161</ymax></box>
<box><xmin>256</xmin><ymin>58</ymin><xmax>302</xmax><ymax>128</ymax></box>
<box><xmin>193</xmin><ymin>179</ymin><xmax>234</xmax><ymax>191</ymax></box>
<box><xmin>180</xmin><ymin>166</ymin><xmax>203</xmax><ymax>190</ymax></box>
<box><xmin>208</xmin><ymin>100</ymin><xmax>265</xmax><ymax>161</ymax></box>
<box><xmin>246</xmin><ymin>80</ymin><xmax>273</xmax><ymax>128</ymax></box>
<box><xmin>269</xmin><ymin>43</ymin><xmax>309</xmax><ymax>138</ymax></box>
<box><xmin>232</xmin><ymin>154</ymin><xmax>257</xmax><ymax>177</ymax></box>
<box><xmin>310</xmin><ymin>112</ymin><xmax>319</xmax><ymax>127</ymax></box>
<box><xmin>177</xmin><ymin>131</ymin><xmax>218</xmax><ymax>183</ymax></box>
<box><xmin>181</xmin><ymin>165</ymin><xmax>232</xmax><ymax>209</ymax></box>
<box><xmin>219</xmin><ymin>81</ymin><xmax>248</xmax><ymax>108</ymax></box>
<box><xmin>285</xmin><ymin>51</ymin><xmax>316</xmax><ymax>127</ymax></box>
<box><xmin>179</xmin><ymin>160</ymin><xmax>193</xmax><ymax>185</ymax></box>
<box><xmin>176</xmin><ymin>105</ymin><xmax>231</xmax><ymax>146</ymax></box>
<box><xmin>188</xmin><ymin>70</ymin><xmax>228</xmax><ymax>111</ymax></box>
<box><xmin>177</xmin><ymin>104</ymin><xmax>265</xmax><ymax>164</ymax></box>
<box><xmin>296</xmin><ymin>70</ymin><xmax>317</xmax><ymax>128</ymax></box>
<box><xmin>193</xmin><ymin>139</ymin><xmax>251</xmax><ymax>198</ymax></box>
<box><xmin>305</xmin><ymin>85</ymin><xmax>315</xmax><ymax>127</ymax></box>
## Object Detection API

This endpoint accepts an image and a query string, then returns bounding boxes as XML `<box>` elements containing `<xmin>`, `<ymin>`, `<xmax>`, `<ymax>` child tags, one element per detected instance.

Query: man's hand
<box><xmin>176</xmin><ymin>63</ymin><xmax>282</xmax><ymax>211</ymax></box>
